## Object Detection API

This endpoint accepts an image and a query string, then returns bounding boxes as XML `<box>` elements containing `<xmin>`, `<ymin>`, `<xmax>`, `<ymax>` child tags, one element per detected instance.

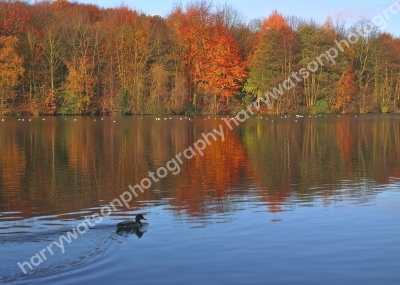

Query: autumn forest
<box><xmin>1</xmin><ymin>0</ymin><xmax>400</xmax><ymax>116</ymax></box>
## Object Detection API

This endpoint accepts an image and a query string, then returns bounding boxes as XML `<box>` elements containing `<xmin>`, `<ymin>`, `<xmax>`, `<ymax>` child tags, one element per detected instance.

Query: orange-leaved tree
<box><xmin>168</xmin><ymin>1</ymin><xmax>246</xmax><ymax>114</ymax></box>
<box><xmin>335</xmin><ymin>63</ymin><xmax>357</xmax><ymax>113</ymax></box>
<box><xmin>198</xmin><ymin>23</ymin><xmax>246</xmax><ymax>113</ymax></box>
<box><xmin>0</xmin><ymin>1</ymin><xmax>30</xmax><ymax>36</ymax></box>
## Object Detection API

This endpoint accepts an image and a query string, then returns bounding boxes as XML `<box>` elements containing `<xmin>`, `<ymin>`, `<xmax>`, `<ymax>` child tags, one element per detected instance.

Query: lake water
<box><xmin>1</xmin><ymin>114</ymin><xmax>400</xmax><ymax>285</ymax></box>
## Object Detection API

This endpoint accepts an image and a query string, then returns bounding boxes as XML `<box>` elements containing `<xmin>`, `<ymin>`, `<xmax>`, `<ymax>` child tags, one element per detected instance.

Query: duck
<box><xmin>117</xmin><ymin>214</ymin><xmax>147</xmax><ymax>229</ymax></box>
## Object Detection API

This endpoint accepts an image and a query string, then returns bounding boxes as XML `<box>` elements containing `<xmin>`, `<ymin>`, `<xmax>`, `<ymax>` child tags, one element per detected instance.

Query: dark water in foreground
<box><xmin>0</xmin><ymin>114</ymin><xmax>399</xmax><ymax>285</ymax></box>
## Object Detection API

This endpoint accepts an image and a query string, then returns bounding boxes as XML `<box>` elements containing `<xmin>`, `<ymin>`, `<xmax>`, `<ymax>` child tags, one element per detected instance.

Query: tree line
<box><xmin>0</xmin><ymin>0</ymin><xmax>399</xmax><ymax>115</ymax></box>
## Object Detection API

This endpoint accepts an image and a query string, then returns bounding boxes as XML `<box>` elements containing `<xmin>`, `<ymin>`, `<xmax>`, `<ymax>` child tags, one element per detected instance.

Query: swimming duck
<box><xmin>117</xmin><ymin>214</ymin><xmax>147</xmax><ymax>229</ymax></box>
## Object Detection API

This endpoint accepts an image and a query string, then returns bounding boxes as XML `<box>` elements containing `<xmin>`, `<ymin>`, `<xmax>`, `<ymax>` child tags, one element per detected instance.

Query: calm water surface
<box><xmin>0</xmin><ymin>114</ymin><xmax>399</xmax><ymax>285</ymax></box>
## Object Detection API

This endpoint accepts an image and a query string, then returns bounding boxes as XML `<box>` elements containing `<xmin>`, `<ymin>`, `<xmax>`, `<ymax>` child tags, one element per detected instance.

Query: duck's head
<box><xmin>135</xmin><ymin>214</ymin><xmax>146</xmax><ymax>227</ymax></box>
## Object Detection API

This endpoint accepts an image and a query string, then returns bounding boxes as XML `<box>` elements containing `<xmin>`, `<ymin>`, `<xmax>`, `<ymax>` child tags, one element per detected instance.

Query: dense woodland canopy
<box><xmin>0</xmin><ymin>0</ymin><xmax>399</xmax><ymax>115</ymax></box>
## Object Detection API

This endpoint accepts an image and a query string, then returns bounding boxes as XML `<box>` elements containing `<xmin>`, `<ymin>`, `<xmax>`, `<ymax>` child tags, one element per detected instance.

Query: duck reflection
<box><xmin>116</xmin><ymin>227</ymin><xmax>146</xmax><ymax>238</ymax></box>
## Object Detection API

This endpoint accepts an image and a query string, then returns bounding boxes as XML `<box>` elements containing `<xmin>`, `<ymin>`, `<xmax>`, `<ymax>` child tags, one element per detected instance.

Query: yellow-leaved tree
<box><xmin>0</xmin><ymin>36</ymin><xmax>24</xmax><ymax>115</ymax></box>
